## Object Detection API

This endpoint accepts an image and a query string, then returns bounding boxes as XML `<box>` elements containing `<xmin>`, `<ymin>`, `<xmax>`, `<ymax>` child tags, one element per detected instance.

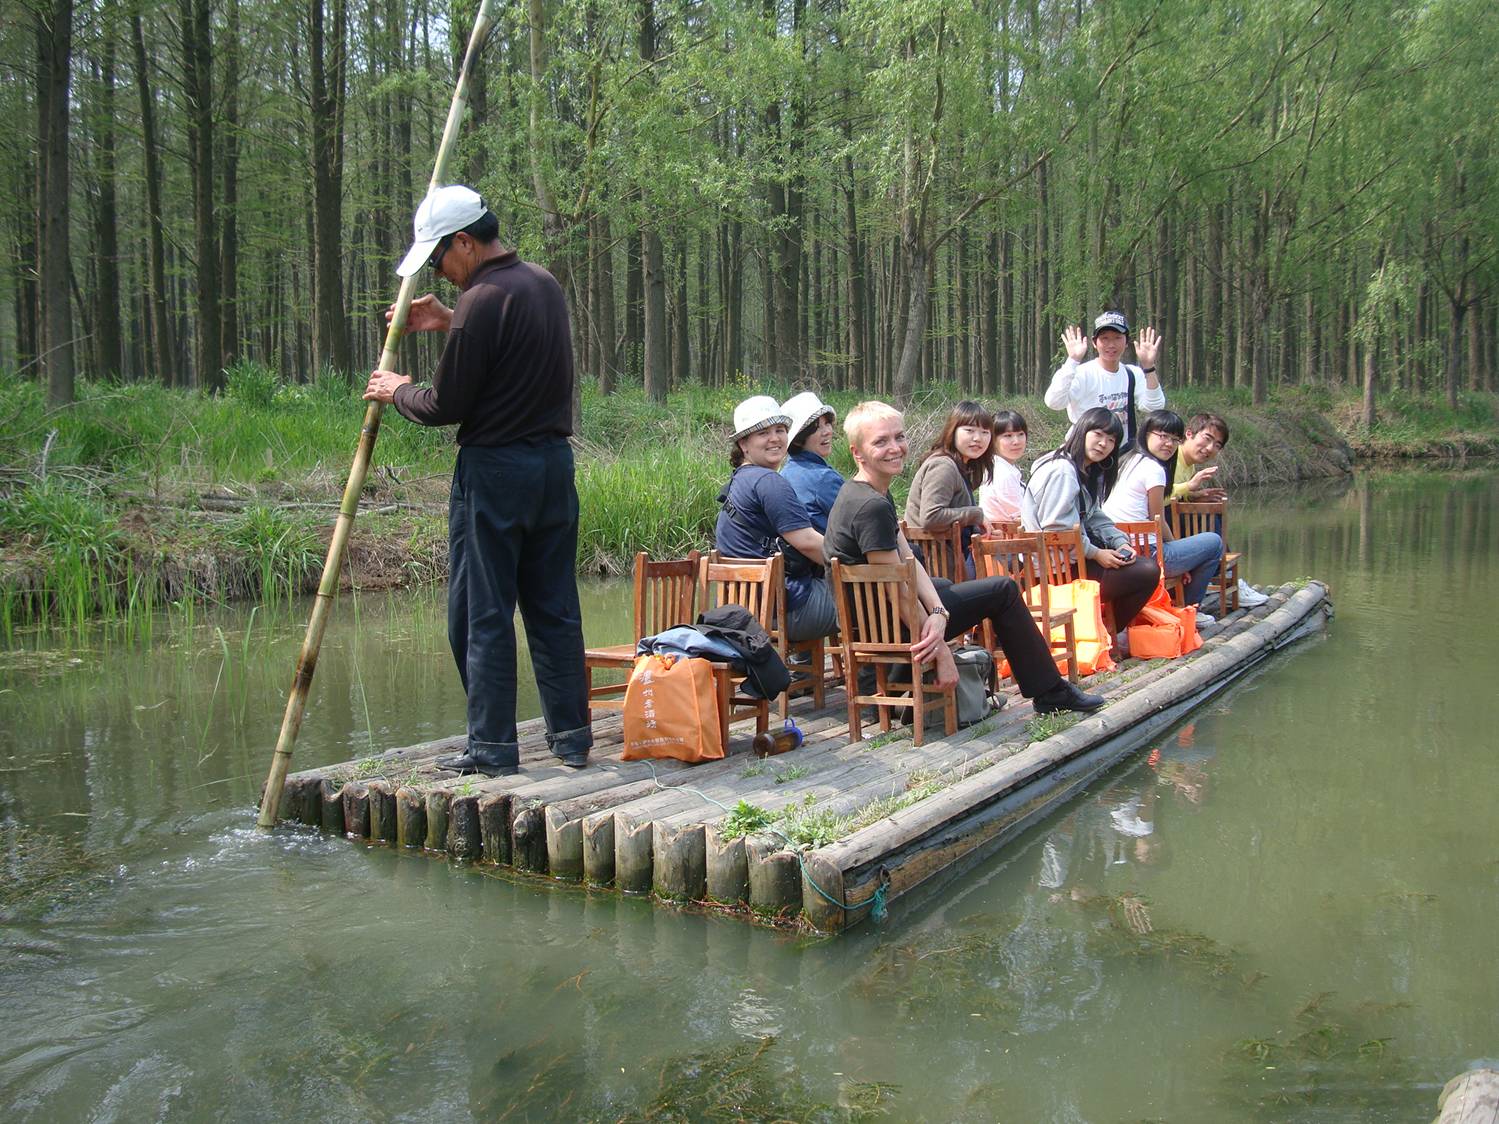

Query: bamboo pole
<box><xmin>257</xmin><ymin>0</ymin><xmax>497</xmax><ymax>829</ymax></box>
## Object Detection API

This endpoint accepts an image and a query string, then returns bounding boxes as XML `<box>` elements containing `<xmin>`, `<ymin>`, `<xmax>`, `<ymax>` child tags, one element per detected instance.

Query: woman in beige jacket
<box><xmin>904</xmin><ymin>400</ymin><xmax>996</xmax><ymax>579</ymax></box>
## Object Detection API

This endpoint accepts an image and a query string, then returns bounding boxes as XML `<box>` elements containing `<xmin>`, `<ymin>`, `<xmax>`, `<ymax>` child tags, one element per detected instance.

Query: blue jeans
<box><xmin>1159</xmin><ymin>532</ymin><xmax>1223</xmax><ymax>608</ymax></box>
<box><xmin>448</xmin><ymin>441</ymin><xmax>592</xmax><ymax>768</ymax></box>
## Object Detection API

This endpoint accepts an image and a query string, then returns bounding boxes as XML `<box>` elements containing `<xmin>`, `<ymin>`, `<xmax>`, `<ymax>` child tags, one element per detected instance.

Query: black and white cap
<box><xmin>1093</xmin><ymin>311</ymin><xmax>1129</xmax><ymax>337</ymax></box>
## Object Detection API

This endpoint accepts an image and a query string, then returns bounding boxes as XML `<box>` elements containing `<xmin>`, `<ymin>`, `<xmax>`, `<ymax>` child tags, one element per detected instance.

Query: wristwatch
<box><xmin>928</xmin><ymin>605</ymin><xmax>950</xmax><ymax>619</ymax></box>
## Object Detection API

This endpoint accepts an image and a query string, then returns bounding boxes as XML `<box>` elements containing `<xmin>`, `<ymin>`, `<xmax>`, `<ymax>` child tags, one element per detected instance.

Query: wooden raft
<box><xmin>271</xmin><ymin>581</ymin><xmax>1331</xmax><ymax>933</ymax></box>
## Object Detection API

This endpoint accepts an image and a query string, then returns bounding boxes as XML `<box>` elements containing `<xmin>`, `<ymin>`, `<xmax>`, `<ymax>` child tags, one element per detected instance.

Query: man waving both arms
<box><xmin>1046</xmin><ymin>311</ymin><xmax>1165</xmax><ymax>451</ymax></box>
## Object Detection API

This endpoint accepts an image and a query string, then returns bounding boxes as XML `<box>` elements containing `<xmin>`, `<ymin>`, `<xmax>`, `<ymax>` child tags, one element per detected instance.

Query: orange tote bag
<box><xmin>622</xmin><ymin>653</ymin><xmax>725</xmax><ymax>763</ymax></box>
<box><xmin>1126</xmin><ymin>582</ymin><xmax>1203</xmax><ymax>660</ymax></box>
<box><xmin>1001</xmin><ymin>578</ymin><xmax>1116</xmax><ymax>680</ymax></box>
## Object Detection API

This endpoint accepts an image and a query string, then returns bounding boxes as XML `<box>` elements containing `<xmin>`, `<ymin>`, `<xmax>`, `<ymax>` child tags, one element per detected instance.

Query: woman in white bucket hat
<box><xmin>779</xmin><ymin>391</ymin><xmax>843</xmax><ymax>534</ymax></box>
<box><xmin>714</xmin><ymin>395</ymin><xmax>840</xmax><ymax>642</ymax></box>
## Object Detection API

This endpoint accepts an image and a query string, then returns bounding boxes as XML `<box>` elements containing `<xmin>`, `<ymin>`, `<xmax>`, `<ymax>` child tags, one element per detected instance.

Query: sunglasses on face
<box><xmin>428</xmin><ymin>235</ymin><xmax>454</xmax><ymax>271</ymax></box>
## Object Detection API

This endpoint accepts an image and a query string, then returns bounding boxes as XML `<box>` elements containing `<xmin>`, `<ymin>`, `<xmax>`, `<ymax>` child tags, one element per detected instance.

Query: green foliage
<box><xmin>719</xmin><ymin>799</ymin><xmax>775</xmax><ymax>840</ymax></box>
<box><xmin>224</xmin><ymin>359</ymin><xmax>282</xmax><ymax>408</ymax></box>
<box><xmin>0</xmin><ymin>478</ymin><xmax>125</xmax><ymax>630</ymax></box>
<box><xmin>1026</xmin><ymin>712</ymin><xmax>1082</xmax><ymax>742</ymax></box>
<box><xmin>224</xmin><ymin>505</ymin><xmax>322</xmax><ymax>604</ymax></box>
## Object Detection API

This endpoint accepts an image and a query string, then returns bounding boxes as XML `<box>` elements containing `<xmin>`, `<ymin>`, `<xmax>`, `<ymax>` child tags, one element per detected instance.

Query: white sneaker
<box><xmin>1236</xmin><ymin>579</ymin><xmax>1269</xmax><ymax>607</ymax></box>
<box><xmin>1195</xmin><ymin>610</ymin><xmax>1216</xmax><ymax>625</ymax></box>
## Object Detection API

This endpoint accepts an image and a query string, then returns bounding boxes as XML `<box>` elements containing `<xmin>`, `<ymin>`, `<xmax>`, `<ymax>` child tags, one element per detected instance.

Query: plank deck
<box><xmin>273</xmin><ymin>580</ymin><xmax>1331</xmax><ymax>933</ymax></box>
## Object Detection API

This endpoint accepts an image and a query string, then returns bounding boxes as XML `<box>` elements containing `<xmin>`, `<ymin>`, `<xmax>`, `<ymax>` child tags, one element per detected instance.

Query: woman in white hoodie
<box><xmin>1022</xmin><ymin>406</ymin><xmax>1160</xmax><ymax>638</ymax></box>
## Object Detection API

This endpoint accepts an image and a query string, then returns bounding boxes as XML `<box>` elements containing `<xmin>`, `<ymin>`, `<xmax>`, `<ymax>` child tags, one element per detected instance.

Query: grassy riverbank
<box><xmin>2</xmin><ymin>365</ymin><xmax>1495</xmax><ymax>631</ymax></box>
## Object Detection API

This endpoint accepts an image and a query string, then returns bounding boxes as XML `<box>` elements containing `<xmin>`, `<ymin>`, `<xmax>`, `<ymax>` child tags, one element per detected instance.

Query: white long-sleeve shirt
<box><xmin>1044</xmin><ymin>357</ymin><xmax>1166</xmax><ymax>440</ymax></box>
<box><xmin>977</xmin><ymin>458</ymin><xmax>1024</xmax><ymax>524</ymax></box>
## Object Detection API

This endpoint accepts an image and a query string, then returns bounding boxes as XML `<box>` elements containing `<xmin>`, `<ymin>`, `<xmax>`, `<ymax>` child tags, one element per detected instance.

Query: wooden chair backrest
<box><xmin>1169</xmin><ymin>500</ymin><xmax>1226</xmax><ymax>543</ymax></box>
<box><xmin>632</xmin><ymin>550</ymin><xmax>701</xmax><ymax>640</ymax></box>
<box><xmin>699</xmin><ymin>553</ymin><xmax>779</xmax><ymax>631</ymax></box>
<box><xmin>900</xmin><ymin>520</ymin><xmax>965</xmax><ymax>584</ymax></box>
<box><xmin>975</xmin><ymin>531</ymin><xmax>1054</xmax><ymax>616</ymax></box>
<box><xmin>707</xmin><ymin>550</ymin><xmax>788</xmax><ymax>642</ymax></box>
<box><xmin>1112</xmin><ymin>517</ymin><xmax>1170</xmax><ymax>560</ymax></box>
<box><xmin>829</xmin><ymin>558</ymin><xmax>918</xmax><ymax>653</ymax></box>
<box><xmin>986</xmin><ymin>519</ymin><xmax>1021</xmax><ymax>539</ymax></box>
<box><xmin>1038</xmin><ymin>526</ymin><xmax>1088</xmax><ymax>588</ymax></box>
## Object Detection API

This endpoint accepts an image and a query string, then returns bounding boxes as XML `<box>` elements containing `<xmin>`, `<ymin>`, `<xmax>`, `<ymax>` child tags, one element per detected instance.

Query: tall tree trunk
<box><xmin>1445</xmin><ymin>291</ymin><xmax>1467</xmax><ymax>412</ymax></box>
<box><xmin>221</xmin><ymin>0</ymin><xmax>241</xmax><ymax>365</ymax></box>
<box><xmin>891</xmin><ymin>241</ymin><xmax>929</xmax><ymax>404</ymax></box>
<box><xmin>1468</xmin><ymin>296</ymin><xmax>1482</xmax><ymax>393</ymax></box>
<box><xmin>1033</xmin><ymin>160</ymin><xmax>1050</xmax><ymax>394</ymax></box>
<box><xmin>593</xmin><ymin>211</ymin><xmax>617</xmax><ymax>393</ymax></box>
<box><xmin>999</xmin><ymin>230</ymin><xmax>1014</xmax><ymax>394</ymax></box>
<box><xmin>181</xmin><ymin>0</ymin><xmax>222</xmax><ymax>389</ymax></box>
<box><xmin>672</xmin><ymin>237</ymin><xmax>689</xmax><ymax>386</ymax></box>
<box><xmin>637</xmin><ymin>0</ymin><xmax>666</xmax><ymax>402</ymax></box>
<box><xmin>464</xmin><ymin>0</ymin><xmax>488</xmax><ymax>183</ymax></box>
<box><xmin>842</xmin><ymin>143</ymin><xmax>864</xmax><ymax>391</ymax></box>
<box><xmin>36</xmin><ymin>0</ymin><xmax>74</xmax><ymax>404</ymax></box>
<box><xmin>308</xmin><ymin>0</ymin><xmax>350</xmax><ymax>378</ymax></box>
<box><xmin>642</xmin><ymin>228</ymin><xmax>668</xmax><ymax>402</ymax></box>
<box><xmin>624</xmin><ymin>219</ymin><xmax>641</xmax><ymax>379</ymax></box>
<box><xmin>131</xmin><ymin>11</ymin><xmax>174</xmax><ymax>386</ymax></box>
<box><xmin>697</xmin><ymin>230</ymin><xmax>710</xmax><ymax>384</ymax></box>
<box><xmin>92</xmin><ymin>15</ymin><xmax>123</xmax><ymax>380</ymax></box>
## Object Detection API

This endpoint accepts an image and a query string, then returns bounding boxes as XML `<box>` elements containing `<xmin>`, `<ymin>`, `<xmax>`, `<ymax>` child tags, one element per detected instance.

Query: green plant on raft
<box><xmin>1026</xmin><ymin>712</ymin><xmax>1081</xmax><ymax>741</ymax></box>
<box><xmin>718</xmin><ymin>800</ymin><xmax>775</xmax><ymax>840</ymax></box>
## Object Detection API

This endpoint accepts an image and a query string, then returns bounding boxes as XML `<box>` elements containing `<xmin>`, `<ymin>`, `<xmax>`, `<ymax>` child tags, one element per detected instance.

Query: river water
<box><xmin>2</xmin><ymin>467</ymin><xmax>1496</xmax><ymax>1121</ymax></box>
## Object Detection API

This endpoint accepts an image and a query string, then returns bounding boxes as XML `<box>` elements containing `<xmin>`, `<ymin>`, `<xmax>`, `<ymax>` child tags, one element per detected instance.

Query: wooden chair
<box><xmin>1113</xmin><ymin>516</ymin><xmax>1185</xmax><ymax>605</ymax></box>
<box><xmin>900</xmin><ymin>520</ymin><xmax>967</xmax><ymax>584</ymax></box>
<box><xmin>1038</xmin><ymin>525</ymin><xmax>1115</xmax><ymax>635</ymax></box>
<box><xmin>1037</xmin><ymin>526</ymin><xmax>1087</xmax><ymax>587</ymax></box>
<box><xmin>584</xmin><ymin>550</ymin><xmax>699</xmax><ymax>714</ymax></box>
<box><xmin>974</xmin><ymin>533</ymin><xmax>1079</xmax><ymax>685</ymax></box>
<box><xmin>985</xmin><ymin>519</ymin><xmax>1021</xmax><ymax>539</ymax></box>
<box><xmin>829</xmin><ymin>558</ymin><xmax>957</xmax><ymax>748</ymax></box>
<box><xmin>1168</xmin><ymin>501</ymin><xmax>1240</xmax><ymax>615</ymax></box>
<box><xmin>708</xmin><ymin>551</ymin><xmax>829</xmax><ymax>719</ymax></box>
<box><xmin>698</xmin><ymin>554</ymin><xmax>777</xmax><ymax>747</ymax></box>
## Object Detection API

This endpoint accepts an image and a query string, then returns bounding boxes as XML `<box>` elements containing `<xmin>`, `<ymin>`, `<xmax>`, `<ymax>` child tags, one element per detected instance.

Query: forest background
<box><xmin>8</xmin><ymin>0</ymin><xmax>1499</xmax><ymax>412</ymax></box>
<box><xmin>2</xmin><ymin>0</ymin><xmax>1498</xmax><ymax>624</ymax></box>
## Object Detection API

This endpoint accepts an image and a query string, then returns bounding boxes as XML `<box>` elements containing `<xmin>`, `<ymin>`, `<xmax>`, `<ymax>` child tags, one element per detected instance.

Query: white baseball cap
<box><xmin>396</xmin><ymin>185</ymin><xmax>488</xmax><ymax>277</ymax></box>
<box><xmin>731</xmin><ymin>395</ymin><xmax>792</xmax><ymax>441</ymax></box>
<box><xmin>781</xmin><ymin>391</ymin><xmax>835</xmax><ymax>443</ymax></box>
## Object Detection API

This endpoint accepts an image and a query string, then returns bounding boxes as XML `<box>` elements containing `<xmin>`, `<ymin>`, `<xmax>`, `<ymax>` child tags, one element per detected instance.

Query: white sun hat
<box><xmin>731</xmin><ymin>395</ymin><xmax>792</xmax><ymax>441</ymax></box>
<box><xmin>396</xmin><ymin>185</ymin><xmax>488</xmax><ymax>277</ymax></box>
<box><xmin>781</xmin><ymin>391</ymin><xmax>836</xmax><ymax>443</ymax></box>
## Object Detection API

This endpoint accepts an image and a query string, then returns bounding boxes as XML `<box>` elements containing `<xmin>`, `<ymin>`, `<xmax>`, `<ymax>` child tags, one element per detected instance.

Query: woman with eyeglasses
<box><xmin>1102</xmin><ymin>410</ymin><xmax>1223</xmax><ymax>615</ymax></box>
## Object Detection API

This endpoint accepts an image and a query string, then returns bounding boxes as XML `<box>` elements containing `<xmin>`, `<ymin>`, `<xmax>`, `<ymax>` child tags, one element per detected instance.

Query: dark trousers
<box><xmin>1083</xmin><ymin>556</ymin><xmax>1161</xmax><ymax>633</ymax></box>
<box><xmin>448</xmin><ymin>441</ymin><xmax>592</xmax><ymax>769</ymax></box>
<box><xmin>934</xmin><ymin>576</ymin><xmax>1061</xmax><ymax>698</ymax></box>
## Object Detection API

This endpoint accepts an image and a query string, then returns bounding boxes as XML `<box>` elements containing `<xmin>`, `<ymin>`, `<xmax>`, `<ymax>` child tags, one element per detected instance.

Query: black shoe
<box><xmin>554</xmin><ymin>753</ymin><xmax>589</xmax><ymax>770</ymax></box>
<box><xmin>1032</xmin><ymin>679</ymin><xmax>1105</xmax><ymax>715</ymax></box>
<box><xmin>434</xmin><ymin>753</ymin><xmax>518</xmax><ymax>777</ymax></box>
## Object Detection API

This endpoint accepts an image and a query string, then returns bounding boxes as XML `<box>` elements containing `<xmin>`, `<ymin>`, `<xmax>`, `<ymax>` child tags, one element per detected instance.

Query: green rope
<box><xmin>643</xmin><ymin>761</ymin><xmax>888</xmax><ymax>922</ymax></box>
